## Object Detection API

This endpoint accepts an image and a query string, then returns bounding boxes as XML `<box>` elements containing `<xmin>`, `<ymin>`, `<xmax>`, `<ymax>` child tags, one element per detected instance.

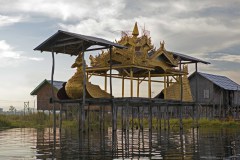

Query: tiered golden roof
<box><xmin>64</xmin><ymin>22</ymin><xmax>193</xmax><ymax>101</ymax></box>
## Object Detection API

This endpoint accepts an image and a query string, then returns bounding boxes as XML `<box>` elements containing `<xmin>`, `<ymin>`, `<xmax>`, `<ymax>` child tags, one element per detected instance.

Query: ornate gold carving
<box><xmin>65</xmin><ymin>53</ymin><xmax>111</xmax><ymax>99</ymax></box>
<box><xmin>89</xmin><ymin>22</ymin><xmax>180</xmax><ymax>73</ymax></box>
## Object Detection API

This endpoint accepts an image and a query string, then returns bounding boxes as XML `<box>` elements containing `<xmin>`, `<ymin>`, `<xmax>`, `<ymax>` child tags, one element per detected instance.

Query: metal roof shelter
<box><xmin>34</xmin><ymin>30</ymin><xmax>126</xmax><ymax>54</ymax></box>
<box><xmin>34</xmin><ymin>30</ymin><xmax>126</xmax><ymax>133</ymax></box>
<box><xmin>198</xmin><ymin>72</ymin><xmax>240</xmax><ymax>90</ymax></box>
<box><xmin>172</xmin><ymin>52</ymin><xmax>210</xmax><ymax>64</ymax></box>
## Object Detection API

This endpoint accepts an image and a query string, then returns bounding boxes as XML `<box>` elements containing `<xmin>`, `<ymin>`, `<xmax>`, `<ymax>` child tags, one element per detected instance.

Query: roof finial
<box><xmin>160</xmin><ymin>40</ymin><xmax>165</xmax><ymax>49</ymax></box>
<box><xmin>132</xmin><ymin>22</ymin><xmax>139</xmax><ymax>37</ymax></box>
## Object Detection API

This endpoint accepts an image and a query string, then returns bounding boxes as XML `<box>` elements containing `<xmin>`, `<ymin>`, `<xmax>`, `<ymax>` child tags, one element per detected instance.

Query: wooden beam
<box><xmin>91</xmin><ymin>73</ymin><xmax>167</xmax><ymax>83</ymax></box>
<box><xmin>86</xmin><ymin>64</ymin><xmax>154</xmax><ymax>72</ymax></box>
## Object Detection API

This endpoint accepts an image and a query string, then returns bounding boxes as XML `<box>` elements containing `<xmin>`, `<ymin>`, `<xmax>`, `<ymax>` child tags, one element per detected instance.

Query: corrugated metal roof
<box><xmin>198</xmin><ymin>72</ymin><xmax>240</xmax><ymax>91</ymax></box>
<box><xmin>34</xmin><ymin>30</ymin><xmax>127</xmax><ymax>55</ymax></box>
<box><xmin>172</xmin><ymin>52</ymin><xmax>210</xmax><ymax>64</ymax></box>
<box><xmin>47</xmin><ymin>80</ymin><xmax>64</xmax><ymax>90</ymax></box>
<box><xmin>30</xmin><ymin>79</ymin><xmax>65</xmax><ymax>95</ymax></box>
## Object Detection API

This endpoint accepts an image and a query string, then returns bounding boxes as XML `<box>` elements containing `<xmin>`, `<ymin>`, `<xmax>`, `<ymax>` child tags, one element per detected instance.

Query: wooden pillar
<box><xmin>122</xmin><ymin>76</ymin><xmax>124</xmax><ymax>97</ymax></box>
<box><xmin>82</xmin><ymin>49</ymin><xmax>86</xmax><ymax>133</ymax></box>
<box><xmin>51</xmin><ymin>51</ymin><xmax>56</xmax><ymax>146</ymax></box>
<box><xmin>130</xmin><ymin>68</ymin><xmax>133</xmax><ymax>97</ymax></box>
<box><xmin>167</xmin><ymin>76</ymin><xmax>169</xmax><ymax>87</ymax></box>
<box><xmin>195</xmin><ymin>62</ymin><xmax>199</xmax><ymax>127</ymax></box>
<box><xmin>137</xmin><ymin>78</ymin><xmax>140</xmax><ymax>97</ymax></box>
<box><xmin>109</xmin><ymin>46</ymin><xmax>113</xmax><ymax>97</ymax></box>
<box><xmin>59</xmin><ymin>103</ymin><xmax>63</xmax><ymax>133</ymax></box>
<box><xmin>164</xmin><ymin>76</ymin><xmax>167</xmax><ymax>99</ymax></box>
<box><xmin>104</xmin><ymin>75</ymin><xmax>107</xmax><ymax>92</ymax></box>
<box><xmin>148</xmin><ymin>70</ymin><xmax>151</xmax><ymax>98</ymax></box>
<box><xmin>179</xmin><ymin>61</ymin><xmax>183</xmax><ymax>130</ymax></box>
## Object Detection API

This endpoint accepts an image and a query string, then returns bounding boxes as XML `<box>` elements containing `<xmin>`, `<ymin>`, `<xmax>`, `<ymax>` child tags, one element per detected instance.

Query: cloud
<box><xmin>0</xmin><ymin>15</ymin><xmax>23</xmax><ymax>27</ymax></box>
<box><xmin>0</xmin><ymin>40</ymin><xmax>43</xmax><ymax>67</ymax></box>
<box><xmin>212</xmin><ymin>54</ymin><xmax>240</xmax><ymax>63</ymax></box>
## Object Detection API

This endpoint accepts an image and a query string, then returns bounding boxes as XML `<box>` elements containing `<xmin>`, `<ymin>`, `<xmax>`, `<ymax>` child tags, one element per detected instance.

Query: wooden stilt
<box><xmin>164</xmin><ymin>106</ymin><xmax>167</xmax><ymax>131</ymax></box>
<box><xmin>59</xmin><ymin>103</ymin><xmax>63</xmax><ymax>133</ymax></box>
<box><xmin>137</xmin><ymin>78</ymin><xmax>140</xmax><ymax>97</ymax></box>
<box><xmin>179</xmin><ymin>61</ymin><xmax>183</xmax><ymax>130</ymax></box>
<box><xmin>148</xmin><ymin>104</ymin><xmax>152</xmax><ymax>131</ymax></box>
<box><xmin>130</xmin><ymin>68</ymin><xmax>133</xmax><ymax>97</ymax></box>
<box><xmin>167</xmin><ymin>105</ymin><xmax>170</xmax><ymax>130</ymax></box>
<box><xmin>122</xmin><ymin>76</ymin><xmax>124</xmax><ymax>97</ymax></box>
<box><xmin>148</xmin><ymin>71</ymin><xmax>151</xmax><ymax>98</ymax></box>
<box><xmin>105</xmin><ymin>75</ymin><xmax>107</xmax><ymax>92</ymax></box>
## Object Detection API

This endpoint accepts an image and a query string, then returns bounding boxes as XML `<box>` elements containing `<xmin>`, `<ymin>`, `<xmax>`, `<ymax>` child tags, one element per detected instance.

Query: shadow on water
<box><xmin>1</xmin><ymin>127</ymin><xmax>240</xmax><ymax>159</ymax></box>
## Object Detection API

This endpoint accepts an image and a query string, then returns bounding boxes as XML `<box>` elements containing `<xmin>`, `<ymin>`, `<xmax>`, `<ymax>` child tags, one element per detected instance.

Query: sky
<box><xmin>0</xmin><ymin>0</ymin><xmax>240</xmax><ymax>110</ymax></box>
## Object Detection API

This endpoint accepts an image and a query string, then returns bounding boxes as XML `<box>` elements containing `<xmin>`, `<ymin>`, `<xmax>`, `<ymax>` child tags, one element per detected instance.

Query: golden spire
<box><xmin>160</xmin><ymin>40</ymin><xmax>165</xmax><ymax>50</ymax></box>
<box><xmin>132</xmin><ymin>22</ymin><xmax>139</xmax><ymax>37</ymax></box>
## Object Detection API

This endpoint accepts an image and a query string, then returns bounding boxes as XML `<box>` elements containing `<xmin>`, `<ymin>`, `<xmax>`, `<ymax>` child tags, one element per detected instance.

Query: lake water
<box><xmin>0</xmin><ymin>127</ymin><xmax>240</xmax><ymax>159</ymax></box>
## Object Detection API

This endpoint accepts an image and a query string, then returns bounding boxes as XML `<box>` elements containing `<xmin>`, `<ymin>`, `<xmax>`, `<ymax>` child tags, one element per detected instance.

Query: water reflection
<box><xmin>1</xmin><ymin>127</ymin><xmax>240</xmax><ymax>159</ymax></box>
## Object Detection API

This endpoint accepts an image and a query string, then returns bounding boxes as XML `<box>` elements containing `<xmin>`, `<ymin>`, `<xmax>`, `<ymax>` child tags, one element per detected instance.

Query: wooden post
<box><xmin>164</xmin><ymin>106</ymin><xmax>167</xmax><ymax>130</ymax></box>
<box><xmin>82</xmin><ymin>50</ymin><xmax>86</xmax><ymax>133</ymax></box>
<box><xmin>164</xmin><ymin>76</ymin><xmax>167</xmax><ymax>99</ymax></box>
<box><xmin>122</xmin><ymin>76</ymin><xmax>125</xmax><ymax>97</ymax></box>
<box><xmin>109</xmin><ymin>46</ymin><xmax>113</xmax><ymax>97</ymax></box>
<box><xmin>59</xmin><ymin>103</ymin><xmax>63</xmax><ymax>133</ymax></box>
<box><xmin>148</xmin><ymin>70</ymin><xmax>151</xmax><ymax>98</ymax></box>
<box><xmin>105</xmin><ymin>75</ymin><xmax>107</xmax><ymax>92</ymax></box>
<box><xmin>167</xmin><ymin>76</ymin><xmax>169</xmax><ymax>87</ymax></box>
<box><xmin>167</xmin><ymin>105</ymin><xmax>170</xmax><ymax>130</ymax></box>
<box><xmin>51</xmin><ymin>51</ymin><xmax>56</xmax><ymax>147</ymax></box>
<box><xmin>195</xmin><ymin>62</ymin><xmax>199</xmax><ymax>127</ymax></box>
<box><xmin>137</xmin><ymin>78</ymin><xmax>140</xmax><ymax>97</ymax></box>
<box><xmin>130</xmin><ymin>68</ymin><xmax>133</xmax><ymax>97</ymax></box>
<box><xmin>179</xmin><ymin>61</ymin><xmax>183</xmax><ymax>130</ymax></box>
<box><xmin>148</xmin><ymin>104</ymin><xmax>152</xmax><ymax>131</ymax></box>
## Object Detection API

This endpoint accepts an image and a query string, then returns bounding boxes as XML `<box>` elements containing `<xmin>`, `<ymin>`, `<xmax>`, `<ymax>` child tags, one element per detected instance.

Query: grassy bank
<box><xmin>0</xmin><ymin>113</ymin><xmax>52</xmax><ymax>129</ymax></box>
<box><xmin>1</xmin><ymin>113</ymin><xmax>240</xmax><ymax>129</ymax></box>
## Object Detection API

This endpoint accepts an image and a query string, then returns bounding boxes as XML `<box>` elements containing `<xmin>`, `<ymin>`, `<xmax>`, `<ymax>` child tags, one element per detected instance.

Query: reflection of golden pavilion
<box><xmin>78</xmin><ymin>22</ymin><xmax>194</xmax><ymax>101</ymax></box>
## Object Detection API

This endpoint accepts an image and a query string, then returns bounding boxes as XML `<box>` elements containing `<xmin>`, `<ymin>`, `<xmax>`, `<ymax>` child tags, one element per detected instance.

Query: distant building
<box><xmin>30</xmin><ymin>79</ymin><xmax>64</xmax><ymax>111</ymax></box>
<box><xmin>0</xmin><ymin>108</ymin><xmax>3</xmax><ymax>113</ymax></box>
<box><xmin>189</xmin><ymin>72</ymin><xmax>240</xmax><ymax>107</ymax></box>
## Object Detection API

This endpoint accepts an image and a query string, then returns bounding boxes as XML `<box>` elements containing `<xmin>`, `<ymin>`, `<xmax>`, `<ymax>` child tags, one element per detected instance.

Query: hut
<box><xmin>189</xmin><ymin>72</ymin><xmax>240</xmax><ymax>118</ymax></box>
<box><xmin>30</xmin><ymin>79</ymin><xmax>64</xmax><ymax>111</ymax></box>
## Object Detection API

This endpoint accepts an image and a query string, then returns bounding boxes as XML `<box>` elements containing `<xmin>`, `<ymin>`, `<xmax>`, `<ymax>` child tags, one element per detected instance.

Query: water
<box><xmin>0</xmin><ymin>127</ymin><xmax>240</xmax><ymax>159</ymax></box>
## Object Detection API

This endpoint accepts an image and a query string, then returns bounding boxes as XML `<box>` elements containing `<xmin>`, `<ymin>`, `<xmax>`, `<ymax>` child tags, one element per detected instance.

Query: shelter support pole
<box><xmin>167</xmin><ymin>76</ymin><xmax>169</xmax><ymax>87</ymax></box>
<box><xmin>195</xmin><ymin>63</ymin><xmax>199</xmax><ymax>127</ymax></box>
<box><xmin>179</xmin><ymin>61</ymin><xmax>183</xmax><ymax>130</ymax></box>
<box><xmin>105</xmin><ymin>75</ymin><xmax>107</xmax><ymax>92</ymax></box>
<box><xmin>59</xmin><ymin>103</ymin><xmax>63</xmax><ymax>133</ymax></box>
<box><xmin>148</xmin><ymin>70</ymin><xmax>151</xmax><ymax>98</ymax></box>
<box><xmin>109</xmin><ymin>46</ymin><xmax>116</xmax><ymax>131</ymax></box>
<box><xmin>51</xmin><ymin>51</ymin><xmax>56</xmax><ymax>148</ymax></box>
<box><xmin>137</xmin><ymin>78</ymin><xmax>140</xmax><ymax>97</ymax></box>
<box><xmin>164</xmin><ymin>76</ymin><xmax>167</xmax><ymax>99</ymax></box>
<box><xmin>130</xmin><ymin>68</ymin><xmax>133</xmax><ymax>97</ymax></box>
<box><xmin>82</xmin><ymin>49</ymin><xmax>86</xmax><ymax>133</ymax></box>
<box><xmin>122</xmin><ymin>76</ymin><xmax>125</xmax><ymax>97</ymax></box>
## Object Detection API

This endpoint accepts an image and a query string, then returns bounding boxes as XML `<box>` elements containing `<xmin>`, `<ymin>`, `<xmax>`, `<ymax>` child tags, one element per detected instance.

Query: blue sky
<box><xmin>0</xmin><ymin>0</ymin><xmax>240</xmax><ymax>110</ymax></box>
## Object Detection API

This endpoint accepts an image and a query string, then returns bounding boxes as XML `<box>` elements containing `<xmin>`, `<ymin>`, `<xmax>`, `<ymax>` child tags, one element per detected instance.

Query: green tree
<box><xmin>9</xmin><ymin>106</ymin><xmax>15</xmax><ymax>113</ymax></box>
